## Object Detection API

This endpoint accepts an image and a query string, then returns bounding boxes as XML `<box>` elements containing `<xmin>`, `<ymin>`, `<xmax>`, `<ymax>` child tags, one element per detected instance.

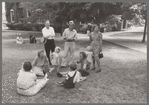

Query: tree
<box><xmin>121</xmin><ymin>2</ymin><xmax>147</xmax><ymax>43</ymax></box>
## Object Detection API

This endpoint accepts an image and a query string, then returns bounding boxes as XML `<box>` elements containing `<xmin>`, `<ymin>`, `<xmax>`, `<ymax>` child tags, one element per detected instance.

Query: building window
<box><xmin>26</xmin><ymin>9</ymin><xmax>31</xmax><ymax>18</ymax></box>
<box><xmin>10</xmin><ymin>9</ymin><xmax>14</xmax><ymax>22</ymax></box>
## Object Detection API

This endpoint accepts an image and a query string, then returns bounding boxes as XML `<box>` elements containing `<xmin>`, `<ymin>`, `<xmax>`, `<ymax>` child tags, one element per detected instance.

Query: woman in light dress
<box><xmin>17</xmin><ymin>62</ymin><xmax>48</xmax><ymax>96</ymax></box>
<box><xmin>88</xmin><ymin>25</ymin><xmax>102</xmax><ymax>73</ymax></box>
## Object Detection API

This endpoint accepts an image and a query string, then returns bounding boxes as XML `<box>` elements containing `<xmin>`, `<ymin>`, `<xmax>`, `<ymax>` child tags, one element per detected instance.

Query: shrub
<box><xmin>6</xmin><ymin>22</ymin><xmax>15</xmax><ymax>30</ymax></box>
<box><xmin>104</xmin><ymin>24</ymin><xmax>112</xmax><ymax>32</ymax></box>
<box><xmin>23</xmin><ymin>23</ymin><xmax>33</xmax><ymax>31</ymax></box>
<box><xmin>13</xmin><ymin>23</ymin><xmax>24</xmax><ymax>30</ymax></box>
<box><xmin>53</xmin><ymin>25</ymin><xmax>61</xmax><ymax>33</ymax></box>
<box><xmin>6</xmin><ymin>22</ymin><xmax>65</xmax><ymax>33</ymax></box>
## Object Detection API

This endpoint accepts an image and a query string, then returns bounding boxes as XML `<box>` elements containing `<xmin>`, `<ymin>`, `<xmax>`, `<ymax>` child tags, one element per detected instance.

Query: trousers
<box><xmin>44</xmin><ymin>39</ymin><xmax>55</xmax><ymax>65</ymax></box>
<box><xmin>61</xmin><ymin>42</ymin><xmax>75</xmax><ymax>66</ymax></box>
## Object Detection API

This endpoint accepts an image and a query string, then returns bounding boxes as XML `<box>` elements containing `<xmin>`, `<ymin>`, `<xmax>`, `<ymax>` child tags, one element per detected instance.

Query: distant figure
<box><xmin>17</xmin><ymin>62</ymin><xmax>49</xmax><ymax>96</ymax></box>
<box><xmin>29</xmin><ymin>35</ymin><xmax>36</xmax><ymax>43</ymax></box>
<box><xmin>16</xmin><ymin>33</ymin><xmax>25</xmax><ymax>44</ymax></box>
<box><xmin>127</xmin><ymin>23</ymin><xmax>132</xmax><ymax>30</ymax></box>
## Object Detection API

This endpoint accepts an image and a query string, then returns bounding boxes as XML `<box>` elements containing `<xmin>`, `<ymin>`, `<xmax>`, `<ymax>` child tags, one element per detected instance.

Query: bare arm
<box><xmin>99</xmin><ymin>33</ymin><xmax>102</xmax><ymax>52</ymax></box>
<box><xmin>32</xmin><ymin>56</ymin><xmax>37</xmax><ymax>66</ymax></box>
<box><xmin>62</xmin><ymin>29</ymin><xmax>67</xmax><ymax>41</ymax></box>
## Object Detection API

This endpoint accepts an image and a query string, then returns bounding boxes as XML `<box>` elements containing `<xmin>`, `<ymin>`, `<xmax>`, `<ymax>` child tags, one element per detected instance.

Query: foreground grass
<box><xmin>2</xmin><ymin>32</ymin><xmax>147</xmax><ymax>103</ymax></box>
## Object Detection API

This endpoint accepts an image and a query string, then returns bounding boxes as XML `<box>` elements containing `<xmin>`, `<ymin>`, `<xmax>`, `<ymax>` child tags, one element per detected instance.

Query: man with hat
<box><xmin>61</xmin><ymin>21</ymin><xmax>77</xmax><ymax>68</ymax></box>
<box><xmin>42</xmin><ymin>20</ymin><xmax>55</xmax><ymax>65</ymax></box>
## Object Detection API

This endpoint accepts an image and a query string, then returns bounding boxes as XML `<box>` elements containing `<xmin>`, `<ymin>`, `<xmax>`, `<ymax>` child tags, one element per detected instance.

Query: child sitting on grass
<box><xmin>49</xmin><ymin>47</ymin><xmax>61</xmax><ymax>74</ymax></box>
<box><xmin>16</xmin><ymin>32</ymin><xmax>25</xmax><ymax>44</ymax></box>
<box><xmin>58</xmin><ymin>61</ymin><xmax>86</xmax><ymax>89</ymax></box>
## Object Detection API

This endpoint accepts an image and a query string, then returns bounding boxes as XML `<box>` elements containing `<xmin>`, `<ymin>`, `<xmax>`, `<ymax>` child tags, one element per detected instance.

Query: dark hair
<box><xmin>69</xmin><ymin>61</ymin><xmax>77</xmax><ymax>71</ymax></box>
<box><xmin>79</xmin><ymin>52</ymin><xmax>87</xmax><ymax>59</ymax></box>
<box><xmin>70</xmin><ymin>63</ymin><xmax>77</xmax><ymax>71</ymax></box>
<box><xmin>92</xmin><ymin>24</ymin><xmax>99</xmax><ymax>31</ymax></box>
<box><xmin>23</xmin><ymin>62</ymin><xmax>32</xmax><ymax>71</ymax></box>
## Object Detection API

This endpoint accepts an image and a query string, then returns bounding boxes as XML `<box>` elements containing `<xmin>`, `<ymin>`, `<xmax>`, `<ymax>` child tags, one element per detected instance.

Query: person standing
<box><xmin>42</xmin><ymin>20</ymin><xmax>55</xmax><ymax>65</ymax></box>
<box><xmin>61</xmin><ymin>21</ymin><xmax>77</xmax><ymax>67</ymax></box>
<box><xmin>88</xmin><ymin>25</ymin><xmax>102</xmax><ymax>73</ymax></box>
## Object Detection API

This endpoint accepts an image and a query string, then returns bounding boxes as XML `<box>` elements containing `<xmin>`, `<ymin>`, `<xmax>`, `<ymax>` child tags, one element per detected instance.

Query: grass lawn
<box><xmin>2</xmin><ymin>31</ymin><xmax>147</xmax><ymax>103</ymax></box>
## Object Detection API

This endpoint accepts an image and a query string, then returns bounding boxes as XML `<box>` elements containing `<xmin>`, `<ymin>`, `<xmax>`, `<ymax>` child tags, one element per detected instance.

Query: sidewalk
<box><xmin>102</xmin><ymin>27</ymin><xmax>147</xmax><ymax>54</ymax></box>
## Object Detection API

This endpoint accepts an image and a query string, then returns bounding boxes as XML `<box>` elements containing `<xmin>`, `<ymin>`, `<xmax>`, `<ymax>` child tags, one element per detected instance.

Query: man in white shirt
<box><xmin>42</xmin><ymin>20</ymin><xmax>55</xmax><ymax>65</ymax></box>
<box><xmin>61</xmin><ymin>21</ymin><xmax>77</xmax><ymax>68</ymax></box>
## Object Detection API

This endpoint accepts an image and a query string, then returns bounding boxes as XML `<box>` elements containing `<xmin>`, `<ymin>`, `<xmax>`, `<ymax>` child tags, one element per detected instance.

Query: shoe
<box><xmin>96</xmin><ymin>69</ymin><xmax>101</xmax><ymax>73</ymax></box>
<box><xmin>91</xmin><ymin>67</ymin><xmax>95</xmax><ymax>70</ymax></box>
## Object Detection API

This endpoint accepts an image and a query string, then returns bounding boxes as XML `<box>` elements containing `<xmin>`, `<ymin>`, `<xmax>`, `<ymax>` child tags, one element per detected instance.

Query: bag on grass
<box><xmin>78</xmin><ymin>69</ymin><xmax>89</xmax><ymax>77</ymax></box>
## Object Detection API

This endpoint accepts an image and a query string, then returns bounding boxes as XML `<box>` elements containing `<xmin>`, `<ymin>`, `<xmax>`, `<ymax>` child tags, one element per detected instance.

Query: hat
<box><xmin>68</xmin><ymin>21</ymin><xmax>75</xmax><ymax>25</ymax></box>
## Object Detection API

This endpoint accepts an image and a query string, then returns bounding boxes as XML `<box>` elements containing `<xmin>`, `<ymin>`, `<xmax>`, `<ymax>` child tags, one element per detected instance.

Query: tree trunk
<box><xmin>142</xmin><ymin>19</ymin><xmax>147</xmax><ymax>43</ymax></box>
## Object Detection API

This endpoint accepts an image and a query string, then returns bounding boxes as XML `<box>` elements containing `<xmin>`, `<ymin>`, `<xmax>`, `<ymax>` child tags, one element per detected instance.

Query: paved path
<box><xmin>102</xmin><ymin>27</ymin><xmax>147</xmax><ymax>54</ymax></box>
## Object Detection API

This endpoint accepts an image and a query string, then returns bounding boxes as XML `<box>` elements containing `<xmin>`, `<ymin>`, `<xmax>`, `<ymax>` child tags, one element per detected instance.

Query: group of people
<box><xmin>17</xmin><ymin>20</ymin><xmax>103</xmax><ymax>96</ymax></box>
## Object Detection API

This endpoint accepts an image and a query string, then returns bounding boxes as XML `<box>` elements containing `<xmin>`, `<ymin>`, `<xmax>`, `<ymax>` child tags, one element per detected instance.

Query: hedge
<box><xmin>6</xmin><ymin>23</ymin><xmax>62</xmax><ymax>33</ymax></box>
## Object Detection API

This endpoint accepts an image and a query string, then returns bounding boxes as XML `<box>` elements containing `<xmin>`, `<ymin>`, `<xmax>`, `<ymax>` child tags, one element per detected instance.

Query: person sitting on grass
<box><xmin>76</xmin><ymin>52</ymin><xmax>90</xmax><ymax>77</ymax></box>
<box><xmin>58</xmin><ymin>61</ymin><xmax>86</xmax><ymax>89</ymax></box>
<box><xmin>29</xmin><ymin>34</ymin><xmax>36</xmax><ymax>43</ymax></box>
<box><xmin>77</xmin><ymin>51</ymin><xmax>91</xmax><ymax>70</ymax></box>
<box><xmin>49</xmin><ymin>46</ymin><xmax>61</xmax><ymax>74</ymax></box>
<box><xmin>17</xmin><ymin>62</ymin><xmax>49</xmax><ymax>96</ymax></box>
<box><xmin>16</xmin><ymin>32</ymin><xmax>25</xmax><ymax>44</ymax></box>
<box><xmin>32</xmin><ymin>49</ymin><xmax>50</xmax><ymax>77</ymax></box>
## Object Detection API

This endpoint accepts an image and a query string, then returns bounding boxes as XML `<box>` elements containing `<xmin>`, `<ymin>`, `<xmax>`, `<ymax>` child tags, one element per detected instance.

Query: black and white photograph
<box><xmin>2</xmin><ymin>1</ymin><xmax>147</xmax><ymax>103</ymax></box>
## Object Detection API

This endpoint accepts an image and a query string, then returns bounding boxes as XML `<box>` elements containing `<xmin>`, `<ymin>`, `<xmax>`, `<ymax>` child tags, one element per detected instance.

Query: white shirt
<box><xmin>42</xmin><ymin>27</ymin><xmax>55</xmax><ymax>39</ymax></box>
<box><xmin>62</xmin><ymin>28</ymin><xmax>77</xmax><ymax>41</ymax></box>
<box><xmin>66</xmin><ymin>71</ymin><xmax>82</xmax><ymax>83</ymax></box>
<box><xmin>51</xmin><ymin>52</ymin><xmax>60</xmax><ymax>65</ymax></box>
